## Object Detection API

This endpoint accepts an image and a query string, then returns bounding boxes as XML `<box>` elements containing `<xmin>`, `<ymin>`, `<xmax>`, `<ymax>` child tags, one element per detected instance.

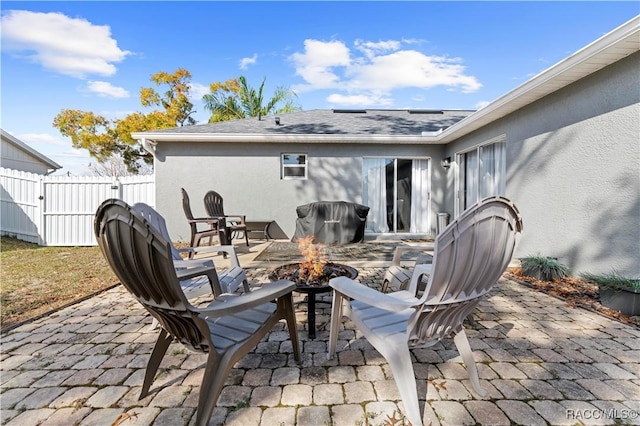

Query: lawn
<box><xmin>1</xmin><ymin>237</ymin><xmax>119</xmax><ymax>330</ymax></box>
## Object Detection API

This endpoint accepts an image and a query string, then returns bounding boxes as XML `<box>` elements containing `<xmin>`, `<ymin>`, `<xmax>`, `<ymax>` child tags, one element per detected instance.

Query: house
<box><xmin>1</xmin><ymin>129</ymin><xmax>61</xmax><ymax>175</ymax></box>
<box><xmin>133</xmin><ymin>16</ymin><xmax>639</xmax><ymax>277</ymax></box>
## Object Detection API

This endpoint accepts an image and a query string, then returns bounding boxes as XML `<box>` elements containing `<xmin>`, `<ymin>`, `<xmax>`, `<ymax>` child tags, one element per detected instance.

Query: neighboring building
<box><xmin>1</xmin><ymin>129</ymin><xmax>61</xmax><ymax>175</ymax></box>
<box><xmin>133</xmin><ymin>17</ymin><xmax>639</xmax><ymax>277</ymax></box>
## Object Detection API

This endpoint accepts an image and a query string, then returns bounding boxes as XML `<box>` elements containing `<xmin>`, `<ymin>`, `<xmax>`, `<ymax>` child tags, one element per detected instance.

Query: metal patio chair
<box><xmin>94</xmin><ymin>199</ymin><xmax>300</xmax><ymax>426</ymax></box>
<box><xmin>328</xmin><ymin>196</ymin><xmax>523</xmax><ymax>426</ymax></box>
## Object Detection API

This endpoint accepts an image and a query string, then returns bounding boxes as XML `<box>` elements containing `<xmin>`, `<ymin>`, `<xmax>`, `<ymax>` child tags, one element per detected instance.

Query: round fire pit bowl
<box><xmin>269</xmin><ymin>262</ymin><xmax>358</xmax><ymax>339</ymax></box>
<box><xmin>268</xmin><ymin>262</ymin><xmax>358</xmax><ymax>289</ymax></box>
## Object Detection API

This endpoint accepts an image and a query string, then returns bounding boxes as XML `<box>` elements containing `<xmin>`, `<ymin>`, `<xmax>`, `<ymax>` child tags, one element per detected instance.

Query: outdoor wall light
<box><xmin>275</xmin><ymin>117</ymin><xmax>281</xmax><ymax>125</ymax></box>
<box><xmin>441</xmin><ymin>157</ymin><xmax>452</xmax><ymax>169</ymax></box>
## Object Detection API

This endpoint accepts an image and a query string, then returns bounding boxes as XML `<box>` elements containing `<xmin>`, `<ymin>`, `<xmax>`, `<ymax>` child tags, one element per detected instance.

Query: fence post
<box><xmin>111</xmin><ymin>179</ymin><xmax>122</xmax><ymax>200</ymax></box>
<box><xmin>37</xmin><ymin>177</ymin><xmax>45</xmax><ymax>245</ymax></box>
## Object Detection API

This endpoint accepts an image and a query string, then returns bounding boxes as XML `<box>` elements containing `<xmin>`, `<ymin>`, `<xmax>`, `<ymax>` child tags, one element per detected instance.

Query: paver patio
<box><xmin>1</xmin><ymin>242</ymin><xmax>639</xmax><ymax>425</ymax></box>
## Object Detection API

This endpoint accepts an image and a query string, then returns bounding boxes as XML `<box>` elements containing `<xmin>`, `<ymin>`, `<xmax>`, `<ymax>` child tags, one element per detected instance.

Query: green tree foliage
<box><xmin>53</xmin><ymin>69</ymin><xmax>196</xmax><ymax>173</ymax></box>
<box><xmin>203</xmin><ymin>76</ymin><xmax>300</xmax><ymax>123</ymax></box>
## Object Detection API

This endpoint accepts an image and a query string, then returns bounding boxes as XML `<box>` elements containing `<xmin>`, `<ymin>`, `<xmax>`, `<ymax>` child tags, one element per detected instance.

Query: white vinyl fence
<box><xmin>0</xmin><ymin>167</ymin><xmax>155</xmax><ymax>246</ymax></box>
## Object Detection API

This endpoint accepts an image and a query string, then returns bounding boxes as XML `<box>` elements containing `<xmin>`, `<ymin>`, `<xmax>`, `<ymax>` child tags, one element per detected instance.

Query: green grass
<box><xmin>1</xmin><ymin>237</ymin><xmax>119</xmax><ymax>329</ymax></box>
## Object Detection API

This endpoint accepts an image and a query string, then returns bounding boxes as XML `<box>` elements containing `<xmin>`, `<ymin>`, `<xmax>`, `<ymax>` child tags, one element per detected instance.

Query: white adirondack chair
<box><xmin>133</xmin><ymin>203</ymin><xmax>249</xmax><ymax>296</ymax></box>
<box><xmin>95</xmin><ymin>199</ymin><xmax>300</xmax><ymax>426</ymax></box>
<box><xmin>381</xmin><ymin>244</ymin><xmax>435</xmax><ymax>293</ymax></box>
<box><xmin>328</xmin><ymin>196</ymin><xmax>523</xmax><ymax>426</ymax></box>
<box><xmin>132</xmin><ymin>203</ymin><xmax>250</xmax><ymax>330</ymax></box>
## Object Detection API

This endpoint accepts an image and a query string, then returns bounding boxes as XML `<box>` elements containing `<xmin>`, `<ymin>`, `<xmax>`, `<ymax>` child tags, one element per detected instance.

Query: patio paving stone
<box><xmin>2</xmin><ymin>244</ymin><xmax>639</xmax><ymax>425</ymax></box>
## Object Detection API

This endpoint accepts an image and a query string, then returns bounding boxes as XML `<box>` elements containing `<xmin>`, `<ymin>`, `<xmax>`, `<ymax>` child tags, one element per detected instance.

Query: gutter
<box><xmin>131</xmin><ymin>133</ymin><xmax>445</xmax><ymax>145</ymax></box>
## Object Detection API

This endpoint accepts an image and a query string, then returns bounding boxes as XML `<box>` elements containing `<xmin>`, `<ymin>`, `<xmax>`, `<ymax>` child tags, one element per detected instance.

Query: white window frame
<box><xmin>454</xmin><ymin>134</ymin><xmax>506</xmax><ymax>217</ymax></box>
<box><xmin>281</xmin><ymin>153</ymin><xmax>307</xmax><ymax>180</ymax></box>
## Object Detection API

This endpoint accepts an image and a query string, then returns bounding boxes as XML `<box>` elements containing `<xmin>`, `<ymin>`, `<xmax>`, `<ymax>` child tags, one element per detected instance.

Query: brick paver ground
<box><xmin>1</xmin><ymin>247</ymin><xmax>639</xmax><ymax>425</ymax></box>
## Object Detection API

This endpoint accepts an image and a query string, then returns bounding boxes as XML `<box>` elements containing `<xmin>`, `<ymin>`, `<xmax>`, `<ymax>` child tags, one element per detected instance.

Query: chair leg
<box><xmin>140</xmin><ymin>329</ymin><xmax>172</xmax><ymax>399</ymax></box>
<box><xmin>241</xmin><ymin>279</ymin><xmax>251</xmax><ymax>293</ymax></box>
<box><xmin>194</xmin><ymin>351</ymin><xmax>232</xmax><ymax>426</ymax></box>
<box><xmin>382</xmin><ymin>345</ymin><xmax>423</xmax><ymax>426</ymax></box>
<box><xmin>328</xmin><ymin>290</ymin><xmax>345</xmax><ymax>359</ymax></box>
<box><xmin>280</xmin><ymin>294</ymin><xmax>301</xmax><ymax>362</ymax></box>
<box><xmin>453</xmin><ymin>329</ymin><xmax>487</xmax><ymax>397</ymax></box>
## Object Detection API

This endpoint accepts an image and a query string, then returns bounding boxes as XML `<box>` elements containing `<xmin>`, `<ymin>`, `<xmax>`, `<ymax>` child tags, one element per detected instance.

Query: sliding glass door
<box><xmin>363</xmin><ymin>158</ymin><xmax>431</xmax><ymax>234</ymax></box>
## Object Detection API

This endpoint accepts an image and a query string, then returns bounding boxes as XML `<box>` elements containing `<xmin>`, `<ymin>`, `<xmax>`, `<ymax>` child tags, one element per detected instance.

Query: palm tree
<box><xmin>203</xmin><ymin>76</ymin><xmax>300</xmax><ymax>123</ymax></box>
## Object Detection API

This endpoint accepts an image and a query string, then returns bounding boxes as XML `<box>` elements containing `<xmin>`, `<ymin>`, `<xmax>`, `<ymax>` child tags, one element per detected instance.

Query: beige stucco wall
<box><xmin>444</xmin><ymin>52</ymin><xmax>640</xmax><ymax>277</ymax></box>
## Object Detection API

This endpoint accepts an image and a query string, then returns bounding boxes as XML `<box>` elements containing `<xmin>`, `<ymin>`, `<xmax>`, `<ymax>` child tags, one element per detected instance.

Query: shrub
<box><xmin>580</xmin><ymin>271</ymin><xmax>640</xmax><ymax>292</ymax></box>
<box><xmin>520</xmin><ymin>255</ymin><xmax>570</xmax><ymax>281</ymax></box>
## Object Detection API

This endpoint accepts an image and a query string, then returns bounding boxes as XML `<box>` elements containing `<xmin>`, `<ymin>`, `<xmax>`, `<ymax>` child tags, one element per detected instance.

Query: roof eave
<box><xmin>1</xmin><ymin>129</ymin><xmax>62</xmax><ymax>170</ymax></box>
<box><xmin>439</xmin><ymin>15</ymin><xmax>640</xmax><ymax>141</ymax></box>
<box><xmin>132</xmin><ymin>133</ymin><xmax>446</xmax><ymax>145</ymax></box>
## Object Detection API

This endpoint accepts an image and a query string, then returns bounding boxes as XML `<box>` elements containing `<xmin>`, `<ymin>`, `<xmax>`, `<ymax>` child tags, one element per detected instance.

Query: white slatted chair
<box><xmin>132</xmin><ymin>203</ymin><xmax>250</xmax><ymax>330</ymax></box>
<box><xmin>382</xmin><ymin>244</ymin><xmax>435</xmax><ymax>293</ymax></box>
<box><xmin>95</xmin><ymin>199</ymin><xmax>300</xmax><ymax>426</ymax></box>
<box><xmin>328</xmin><ymin>196</ymin><xmax>523</xmax><ymax>426</ymax></box>
<box><xmin>133</xmin><ymin>203</ymin><xmax>249</xmax><ymax>295</ymax></box>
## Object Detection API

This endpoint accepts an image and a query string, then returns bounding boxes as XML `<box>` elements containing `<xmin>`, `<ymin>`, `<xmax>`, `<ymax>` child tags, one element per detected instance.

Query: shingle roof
<box><xmin>140</xmin><ymin>109</ymin><xmax>475</xmax><ymax>136</ymax></box>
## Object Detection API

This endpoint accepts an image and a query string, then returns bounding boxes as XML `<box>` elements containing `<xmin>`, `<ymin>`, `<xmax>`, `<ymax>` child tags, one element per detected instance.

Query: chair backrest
<box><xmin>181</xmin><ymin>188</ymin><xmax>196</xmax><ymax>221</ymax></box>
<box><xmin>407</xmin><ymin>196</ymin><xmax>523</xmax><ymax>345</ymax></box>
<box><xmin>132</xmin><ymin>203</ymin><xmax>182</xmax><ymax>261</ymax></box>
<box><xmin>204</xmin><ymin>190</ymin><xmax>225</xmax><ymax>217</ymax></box>
<box><xmin>95</xmin><ymin>199</ymin><xmax>212</xmax><ymax>352</ymax></box>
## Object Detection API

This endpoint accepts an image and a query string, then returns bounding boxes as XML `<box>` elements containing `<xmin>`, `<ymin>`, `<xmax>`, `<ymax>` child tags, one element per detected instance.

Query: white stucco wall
<box><xmin>154</xmin><ymin>142</ymin><xmax>447</xmax><ymax>242</ymax></box>
<box><xmin>445</xmin><ymin>52</ymin><xmax>640</xmax><ymax>277</ymax></box>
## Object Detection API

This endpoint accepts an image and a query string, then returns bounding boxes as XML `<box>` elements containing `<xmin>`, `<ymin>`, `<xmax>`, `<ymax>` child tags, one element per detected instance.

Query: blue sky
<box><xmin>1</xmin><ymin>1</ymin><xmax>638</xmax><ymax>175</ymax></box>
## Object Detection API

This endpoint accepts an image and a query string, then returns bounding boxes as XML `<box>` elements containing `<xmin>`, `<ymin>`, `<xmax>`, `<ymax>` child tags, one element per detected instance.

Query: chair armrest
<box><xmin>176</xmin><ymin>265</ymin><xmax>223</xmax><ymax>296</ymax></box>
<box><xmin>188</xmin><ymin>217</ymin><xmax>220</xmax><ymax>225</ymax></box>
<box><xmin>196</xmin><ymin>280</ymin><xmax>295</xmax><ymax>317</ymax></box>
<box><xmin>224</xmin><ymin>215</ymin><xmax>246</xmax><ymax>224</ymax></box>
<box><xmin>176</xmin><ymin>245</ymin><xmax>241</xmax><ymax>268</ymax></box>
<box><xmin>173</xmin><ymin>258</ymin><xmax>214</xmax><ymax>269</ymax></box>
<box><xmin>391</xmin><ymin>244</ymin><xmax>435</xmax><ymax>265</ymax></box>
<box><xmin>330</xmin><ymin>276</ymin><xmax>420</xmax><ymax>312</ymax></box>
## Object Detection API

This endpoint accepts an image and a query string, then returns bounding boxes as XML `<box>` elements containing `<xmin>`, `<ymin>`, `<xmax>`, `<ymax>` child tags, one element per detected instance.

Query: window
<box><xmin>281</xmin><ymin>153</ymin><xmax>307</xmax><ymax>179</ymax></box>
<box><xmin>457</xmin><ymin>136</ymin><xmax>506</xmax><ymax>212</ymax></box>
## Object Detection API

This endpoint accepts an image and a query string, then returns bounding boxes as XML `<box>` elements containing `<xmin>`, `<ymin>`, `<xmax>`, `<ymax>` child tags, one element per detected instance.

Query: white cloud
<box><xmin>289</xmin><ymin>38</ymin><xmax>481</xmax><ymax>106</ymax></box>
<box><xmin>327</xmin><ymin>93</ymin><xmax>393</xmax><ymax>106</ymax></box>
<box><xmin>290</xmin><ymin>39</ymin><xmax>351</xmax><ymax>91</ymax></box>
<box><xmin>239</xmin><ymin>53</ymin><xmax>258</xmax><ymax>70</ymax></box>
<box><xmin>475</xmin><ymin>100</ymin><xmax>491</xmax><ymax>110</ymax></box>
<box><xmin>1</xmin><ymin>10</ymin><xmax>131</xmax><ymax>78</ymax></box>
<box><xmin>86</xmin><ymin>81</ymin><xmax>129</xmax><ymax>98</ymax></box>
<box><xmin>189</xmin><ymin>82</ymin><xmax>211</xmax><ymax>99</ymax></box>
<box><xmin>18</xmin><ymin>133</ymin><xmax>67</xmax><ymax>148</ymax></box>
<box><xmin>354</xmin><ymin>39</ymin><xmax>401</xmax><ymax>58</ymax></box>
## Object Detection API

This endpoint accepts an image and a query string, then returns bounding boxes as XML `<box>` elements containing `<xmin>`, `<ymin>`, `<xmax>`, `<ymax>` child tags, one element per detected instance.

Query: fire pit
<box><xmin>268</xmin><ymin>262</ymin><xmax>358</xmax><ymax>289</ymax></box>
<box><xmin>268</xmin><ymin>236</ymin><xmax>358</xmax><ymax>339</ymax></box>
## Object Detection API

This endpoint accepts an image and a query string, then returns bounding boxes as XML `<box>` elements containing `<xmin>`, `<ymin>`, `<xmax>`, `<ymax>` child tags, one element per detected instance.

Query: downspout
<box><xmin>141</xmin><ymin>137</ymin><xmax>157</xmax><ymax>155</ymax></box>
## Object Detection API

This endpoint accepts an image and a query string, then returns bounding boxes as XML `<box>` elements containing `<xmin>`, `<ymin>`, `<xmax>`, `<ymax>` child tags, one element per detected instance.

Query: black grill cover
<box><xmin>292</xmin><ymin>201</ymin><xmax>370</xmax><ymax>244</ymax></box>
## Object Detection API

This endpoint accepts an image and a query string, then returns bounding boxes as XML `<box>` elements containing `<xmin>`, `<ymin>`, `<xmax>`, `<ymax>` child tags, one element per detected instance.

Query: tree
<box><xmin>87</xmin><ymin>153</ymin><xmax>152</xmax><ymax>177</ymax></box>
<box><xmin>53</xmin><ymin>69</ymin><xmax>197</xmax><ymax>173</ymax></box>
<box><xmin>203</xmin><ymin>76</ymin><xmax>300</xmax><ymax>123</ymax></box>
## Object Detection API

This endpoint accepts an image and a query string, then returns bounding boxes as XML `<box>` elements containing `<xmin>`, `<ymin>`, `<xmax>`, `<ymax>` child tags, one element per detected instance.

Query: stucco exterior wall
<box><xmin>445</xmin><ymin>52</ymin><xmax>640</xmax><ymax>277</ymax></box>
<box><xmin>155</xmin><ymin>142</ymin><xmax>446</xmax><ymax>242</ymax></box>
